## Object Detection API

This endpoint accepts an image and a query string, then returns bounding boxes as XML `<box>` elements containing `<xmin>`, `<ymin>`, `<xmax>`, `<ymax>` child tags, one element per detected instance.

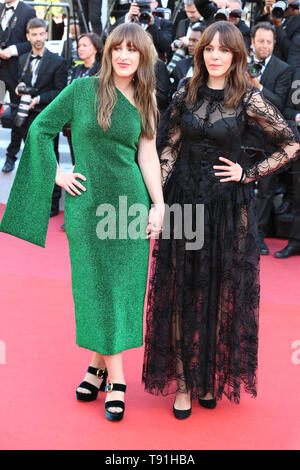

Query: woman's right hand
<box><xmin>55</xmin><ymin>166</ymin><xmax>87</xmax><ymax>196</ymax></box>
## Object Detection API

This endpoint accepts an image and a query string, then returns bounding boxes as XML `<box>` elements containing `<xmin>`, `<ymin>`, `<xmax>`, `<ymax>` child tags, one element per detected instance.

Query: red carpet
<box><xmin>0</xmin><ymin>203</ymin><xmax>299</xmax><ymax>450</ymax></box>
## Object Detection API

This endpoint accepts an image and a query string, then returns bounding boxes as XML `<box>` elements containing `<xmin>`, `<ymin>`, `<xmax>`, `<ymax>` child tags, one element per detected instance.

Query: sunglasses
<box><xmin>290</xmin><ymin>5</ymin><xmax>300</xmax><ymax>9</ymax></box>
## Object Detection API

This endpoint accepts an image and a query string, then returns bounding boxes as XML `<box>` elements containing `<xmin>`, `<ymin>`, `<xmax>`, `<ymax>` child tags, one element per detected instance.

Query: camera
<box><xmin>152</xmin><ymin>7</ymin><xmax>171</xmax><ymax>20</ymax></box>
<box><xmin>271</xmin><ymin>0</ymin><xmax>289</xmax><ymax>19</ymax></box>
<box><xmin>247</xmin><ymin>60</ymin><xmax>263</xmax><ymax>78</ymax></box>
<box><xmin>135</xmin><ymin>0</ymin><xmax>152</xmax><ymax>24</ymax></box>
<box><xmin>0</xmin><ymin>41</ymin><xmax>8</xmax><ymax>66</ymax></box>
<box><xmin>214</xmin><ymin>8</ymin><xmax>230</xmax><ymax>21</ymax></box>
<box><xmin>14</xmin><ymin>83</ymin><xmax>38</xmax><ymax>127</ymax></box>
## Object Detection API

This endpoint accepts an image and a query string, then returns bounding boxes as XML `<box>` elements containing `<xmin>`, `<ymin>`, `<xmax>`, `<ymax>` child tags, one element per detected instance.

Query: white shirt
<box><xmin>253</xmin><ymin>54</ymin><xmax>272</xmax><ymax>91</ymax></box>
<box><xmin>1</xmin><ymin>1</ymin><xmax>20</xmax><ymax>56</ymax></box>
<box><xmin>1</xmin><ymin>0</ymin><xmax>20</xmax><ymax>30</ymax></box>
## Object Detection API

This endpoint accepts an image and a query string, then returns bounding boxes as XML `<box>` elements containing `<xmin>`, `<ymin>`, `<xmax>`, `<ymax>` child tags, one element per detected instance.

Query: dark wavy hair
<box><xmin>187</xmin><ymin>21</ymin><xmax>252</xmax><ymax>108</ymax></box>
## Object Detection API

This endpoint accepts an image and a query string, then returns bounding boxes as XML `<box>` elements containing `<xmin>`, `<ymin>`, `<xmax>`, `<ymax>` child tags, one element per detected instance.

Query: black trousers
<box><xmin>77</xmin><ymin>0</ymin><xmax>102</xmax><ymax>36</ymax></box>
<box><xmin>289</xmin><ymin>159</ymin><xmax>300</xmax><ymax>243</ymax></box>
<box><xmin>256</xmin><ymin>173</ymin><xmax>277</xmax><ymax>238</ymax></box>
<box><xmin>0</xmin><ymin>64</ymin><xmax>22</xmax><ymax>160</ymax></box>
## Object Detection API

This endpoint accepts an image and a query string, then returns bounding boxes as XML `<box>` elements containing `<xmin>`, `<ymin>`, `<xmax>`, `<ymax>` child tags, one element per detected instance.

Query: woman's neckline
<box><xmin>198</xmin><ymin>84</ymin><xmax>225</xmax><ymax>100</ymax></box>
<box><xmin>115</xmin><ymin>86</ymin><xmax>138</xmax><ymax>112</ymax></box>
<box><xmin>205</xmin><ymin>83</ymin><xmax>225</xmax><ymax>91</ymax></box>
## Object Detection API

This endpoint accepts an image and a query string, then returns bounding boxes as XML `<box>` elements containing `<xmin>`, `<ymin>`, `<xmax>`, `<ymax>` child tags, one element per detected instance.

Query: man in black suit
<box><xmin>173</xmin><ymin>0</ymin><xmax>202</xmax><ymax>43</ymax></box>
<box><xmin>0</xmin><ymin>0</ymin><xmax>36</xmax><ymax>172</ymax></box>
<box><xmin>227</xmin><ymin>0</ymin><xmax>250</xmax><ymax>50</ymax></box>
<box><xmin>171</xmin><ymin>22</ymin><xmax>204</xmax><ymax>93</ymax></box>
<box><xmin>273</xmin><ymin>67</ymin><xmax>300</xmax><ymax>258</ymax></box>
<box><xmin>248</xmin><ymin>22</ymin><xmax>293</xmax><ymax>255</ymax></box>
<box><xmin>264</xmin><ymin>0</ymin><xmax>300</xmax><ymax>71</ymax></box>
<box><xmin>15</xmin><ymin>17</ymin><xmax>68</xmax><ymax>216</ymax></box>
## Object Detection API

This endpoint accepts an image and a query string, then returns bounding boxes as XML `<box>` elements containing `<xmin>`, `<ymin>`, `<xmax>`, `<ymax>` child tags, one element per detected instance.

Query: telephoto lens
<box><xmin>14</xmin><ymin>84</ymin><xmax>38</xmax><ymax>127</ymax></box>
<box><xmin>14</xmin><ymin>94</ymin><xmax>32</xmax><ymax>127</ymax></box>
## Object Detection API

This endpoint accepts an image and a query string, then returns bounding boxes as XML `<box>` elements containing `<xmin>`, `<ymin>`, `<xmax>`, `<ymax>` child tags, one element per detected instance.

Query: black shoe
<box><xmin>60</xmin><ymin>223</ymin><xmax>65</xmax><ymax>231</ymax></box>
<box><xmin>173</xmin><ymin>403</ymin><xmax>192</xmax><ymax>420</ymax></box>
<box><xmin>198</xmin><ymin>397</ymin><xmax>217</xmax><ymax>409</ymax></box>
<box><xmin>104</xmin><ymin>382</ymin><xmax>126</xmax><ymax>422</ymax></box>
<box><xmin>76</xmin><ymin>366</ymin><xmax>108</xmax><ymax>402</ymax></box>
<box><xmin>259</xmin><ymin>238</ymin><xmax>269</xmax><ymax>255</ymax></box>
<box><xmin>2</xmin><ymin>157</ymin><xmax>16</xmax><ymax>173</ymax></box>
<box><xmin>274</xmin><ymin>243</ymin><xmax>300</xmax><ymax>259</ymax></box>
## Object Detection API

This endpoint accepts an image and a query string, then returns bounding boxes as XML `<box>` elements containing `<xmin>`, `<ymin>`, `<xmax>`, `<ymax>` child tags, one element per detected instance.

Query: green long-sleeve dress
<box><xmin>0</xmin><ymin>77</ymin><xmax>150</xmax><ymax>355</ymax></box>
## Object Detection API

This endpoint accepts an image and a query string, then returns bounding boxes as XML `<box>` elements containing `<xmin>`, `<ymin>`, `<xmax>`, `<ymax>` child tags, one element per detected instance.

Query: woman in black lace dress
<box><xmin>142</xmin><ymin>21</ymin><xmax>300</xmax><ymax>418</ymax></box>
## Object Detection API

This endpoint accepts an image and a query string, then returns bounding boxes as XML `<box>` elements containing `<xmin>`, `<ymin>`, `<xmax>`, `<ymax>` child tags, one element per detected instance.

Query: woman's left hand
<box><xmin>146</xmin><ymin>204</ymin><xmax>165</xmax><ymax>239</ymax></box>
<box><xmin>213</xmin><ymin>157</ymin><xmax>243</xmax><ymax>182</ymax></box>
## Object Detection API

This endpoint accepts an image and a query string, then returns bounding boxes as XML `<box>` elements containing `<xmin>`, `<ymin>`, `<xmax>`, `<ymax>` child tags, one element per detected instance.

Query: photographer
<box><xmin>174</xmin><ymin>0</ymin><xmax>202</xmax><ymax>43</ymax></box>
<box><xmin>193</xmin><ymin>0</ymin><xmax>250</xmax><ymax>49</ymax></box>
<box><xmin>227</xmin><ymin>0</ymin><xmax>250</xmax><ymax>49</ymax></box>
<box><xmin>247</xmin><ymin>21</ymin><xmax>293</xmax><ymax>255</ymax></box>
<box><xmin>0</xmin><ymin>0</ymin><xmax>36</xmax><ymax>173</ymax></box>
<box><xmin>265</xmin><ymin>0</ymin><xmax>300</xmax><ymax>70</ymax></box>
<box><xmin>114</xmin><ymin>0</ymin><xmax>174</xmax><ymax>60</ymax></box>
<box><xmin>249</xmin><ymin>22</ymin><xmax>292</xmax><ymax>111</ymax></box>
<box><xmin>171</xmin><ymin>22</ymin><xmax>204</xmax><ymax>92</ymax></box>
<box><xmin>15</xmin><ymin>17</ymin><xmax>68</xmax><ymax>216</ymax></box>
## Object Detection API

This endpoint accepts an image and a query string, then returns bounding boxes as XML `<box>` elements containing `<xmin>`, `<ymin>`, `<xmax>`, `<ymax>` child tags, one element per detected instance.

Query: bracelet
<box><xmin>239</xmin><ymin>168</ymin><xmax>245</xmax><ymax>183</ymax></box>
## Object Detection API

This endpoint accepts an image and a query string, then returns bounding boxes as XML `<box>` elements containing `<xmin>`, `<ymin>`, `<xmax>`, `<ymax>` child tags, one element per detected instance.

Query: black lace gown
<box><xmin>142</xmin><ymin>84</ymin><xmax>300</xmax><ymax>403</ymax></box>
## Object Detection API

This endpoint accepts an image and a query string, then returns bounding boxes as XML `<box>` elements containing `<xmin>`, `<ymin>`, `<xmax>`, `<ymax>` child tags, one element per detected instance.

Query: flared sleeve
<box><xmin>157</xmin><ymin>83</ymin><xmax>187</xmax><ymax>187</ymax></box>
<box><xmin>243</xmin><ymin>88</ymin><xmax>300</xmax><ymax>184</ymax></box>
<box><xmin>0</xmin><ymin>79</ymin><xmax>77</xmax><ymax>247</ymax></box>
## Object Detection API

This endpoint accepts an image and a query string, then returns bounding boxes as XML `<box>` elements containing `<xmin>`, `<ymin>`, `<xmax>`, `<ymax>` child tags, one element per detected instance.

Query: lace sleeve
<box><xmin>157</xmin><ymin>83</ymin><xmax>187</xmax><ymax>186</ymax></box>
<box><xmin>243</xmin><ymin>89</ymin><xmax>300</xmax><ymax>183</ymax></box>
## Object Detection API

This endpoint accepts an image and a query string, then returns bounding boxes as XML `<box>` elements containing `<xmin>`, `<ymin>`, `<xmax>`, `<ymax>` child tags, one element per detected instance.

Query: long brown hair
<box><xmin>187</xmin><ymin>21</ymin><xmax>251</xmax><ymax>107</ymax></box>
<box><xmin>96</xmin><ymin>23</ymin><xmax>157</xmax><ymax>138</ymax></box>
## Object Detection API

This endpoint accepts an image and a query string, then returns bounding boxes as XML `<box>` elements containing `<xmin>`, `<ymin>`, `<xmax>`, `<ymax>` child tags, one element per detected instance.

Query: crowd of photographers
<box><xmin>0</xmin><ymin>0</ymin><xmax>300</xmax><ymax>257</ymax></box>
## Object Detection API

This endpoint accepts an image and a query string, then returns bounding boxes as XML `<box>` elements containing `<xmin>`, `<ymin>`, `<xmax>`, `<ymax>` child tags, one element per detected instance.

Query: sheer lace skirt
<box><xmin>142</xmin><ymin>185</ymin><xmax>260</xmax><ymax>403</ymax></box>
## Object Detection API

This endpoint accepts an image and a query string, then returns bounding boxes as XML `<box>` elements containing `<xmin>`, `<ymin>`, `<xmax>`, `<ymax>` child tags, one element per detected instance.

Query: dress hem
<box><xmin>76</xmin><ymin>340</ymin><xmax>144</xmax><ymax>356</ymax></box>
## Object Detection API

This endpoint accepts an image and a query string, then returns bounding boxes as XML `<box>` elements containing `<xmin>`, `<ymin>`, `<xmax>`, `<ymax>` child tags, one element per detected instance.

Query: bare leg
<box><xmin>103</xmin><ymin>352</ymin><xmax>126</xmax><ymax>413</ymax></box>
<box><xmin>77</xmin><ymin>351</ymin><xmax>106</xmax><ymax>395</ymax></box>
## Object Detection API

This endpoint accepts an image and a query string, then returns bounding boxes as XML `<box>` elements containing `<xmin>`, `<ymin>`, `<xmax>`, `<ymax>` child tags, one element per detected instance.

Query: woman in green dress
<box><xmin>0</xmin><ymin>23</ymin><xmax>164</xmax><ymax>421</ymax></box>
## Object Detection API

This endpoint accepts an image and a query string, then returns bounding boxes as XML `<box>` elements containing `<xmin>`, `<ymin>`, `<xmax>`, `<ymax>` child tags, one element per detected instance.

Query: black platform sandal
<box><xmin>76</xmin><ymin>366</ymin><xmax>108</xmax><ymax>402</ymax></box>
<box><xmin>198</xmin><ymin>397</ymin><xmax>217</xmax><ymax>409</ymax></box>
<box><xmin>104</xmin><ymin>381</ymin><xmax>126</xmax><ymax>422</ymax></box>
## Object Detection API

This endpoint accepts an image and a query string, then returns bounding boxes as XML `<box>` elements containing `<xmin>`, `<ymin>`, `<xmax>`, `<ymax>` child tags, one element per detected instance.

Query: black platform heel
<box><xmin>173</xmin><ymin>392</ymin><xmax>192</xmax><ymax>420</ymax></box>
<box><xmin>104</xmin><ymin>381</ymin><xmax>126</xmax><ymax>422</ymax></box>
<box><xmin>173</xmin><ymin>403</ymin><xmax>192</xmax><ymax>420</ymax></box>
<box><xmin>76</xmin><ymin>366</ymin><xmax>108</xmax><ymax>402</ymax></box>
<box><xmin>198</xmin><ymin>397</ymin><xmax>217</xmax><ymax>409</ymax></box>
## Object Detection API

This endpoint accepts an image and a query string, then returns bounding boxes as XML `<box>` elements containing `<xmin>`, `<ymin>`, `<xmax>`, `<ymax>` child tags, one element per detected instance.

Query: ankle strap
<box><xmin>105</xmin><ymin>382</ymin><xmax>126</xmax><ymax>393</ymax></box>
<box><xmin>87</xmin><ymin>366</ymin><xmax>107</xmax><ymax>378</ymax></box>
